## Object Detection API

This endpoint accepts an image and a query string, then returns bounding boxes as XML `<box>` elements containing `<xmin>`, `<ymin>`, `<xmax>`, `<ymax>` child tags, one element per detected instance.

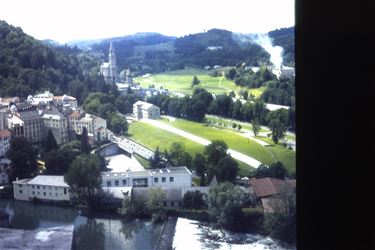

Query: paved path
<box><xmin>142</xmin><ymin>119</ymin><xmax>262</xmax><ymax>168</ymax></box>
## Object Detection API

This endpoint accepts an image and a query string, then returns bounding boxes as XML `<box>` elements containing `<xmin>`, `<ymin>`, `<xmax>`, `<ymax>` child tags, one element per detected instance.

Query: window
<box><xmin>32</xmin><ymin>185</ymin><xmax>35</xmax><ymax>189</ymax></box>
<box><xmin>37</xmin><ymin>186</ymin><xmax>40</xmax><ymax>189</ymax></box>
<box><xmin>55</xmin><ymin>193</ymin><xmax>58</xmax><ymax>196</ymax></box>
<box><xmin>163</xmin><ymin>201</ymin><xmax>167</xmax><ymax>206</ymax></box>
<box><xmin>162</xmin><ymin>177</ymin><xmax>166</xmax><ymax>182</ymax></box>
<box><xmin>55</xmin><ymin>187</ymin><xmax>58</xmax><ymax>190</ymax></box>
<box><xmin>122</xmin><ymin>179</ymin><xmax>126</xmax><ymax>185</ymax></box>
<box><xmin>43</xmin><ymin>192</ymin><xmax>46</xmax><ymax>196</ymax></box>
<box><xmin>37</xmin><ymin>192</ymin><xmax>40</xmax><ymax>195</ymax></box>
<box><xmin>64</xmin><ymin>188</ymin><xmax>67</xmax><ymax>194</ymax></box>
<box><xmin>43</xmin><ymin>186</ymin><xmax>45</xmax><ymax>190</ymax></box>
<box><xmin>49</xmin><ymin>192</ymin><xmax>52</xmax><ymax>196</ymax></box>
<box><xmin>32</xmin><ymin>191</ymin><xmax>35</xmax><ymax>195</ymax></box>
<box><xmin>115</xmin><ymin>180</ymin><xmax>119</xmax><ymax>186</ymax></box>
<box><xmin>49</xmin><ymin>186</ymin><xmax>51</xmax><ymax>190</ymax></box>
<box><xmin>19</xmin><ymin>184</ymin><xmax>22</xmax><ymax>188</ymax></box>
<box><xmin>133</xmin><ymin>178</ymin><xmax>148</xmax><ymax>187</ymax></box>
<box><xmin>154</xmin><ymin>177</ymin><xmax>158</xmax><ymax>183</ymax></box>
<box><xmin>107</xmin><ymin>181</ymin><xmax>111</xmax><ymax>187</ymax></box>
<box><xmin>19</xmin><ymin>190</ymin><xmax>23</xmax><ymax>193</ymax></box>
<box><xmin>170</xmin><ymin>177</ymin><xmax>174</xmax><ymax>182</ymax></box>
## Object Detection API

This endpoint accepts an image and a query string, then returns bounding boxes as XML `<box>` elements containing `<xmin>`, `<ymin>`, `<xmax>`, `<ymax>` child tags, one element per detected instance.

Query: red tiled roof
<box><xmin>68</xmin><ymin>111</ymin><xmax>82</xmax><ymax>119</ymax></box>
<box><xmin>250</xmin><ymin>177</ymin><xmax>295</xmax><ymax>198</ymax></box>
<box><xmin>0</xmin><ymin>129</ymin><xmax>11</xmax><ymax>139</ymax></box>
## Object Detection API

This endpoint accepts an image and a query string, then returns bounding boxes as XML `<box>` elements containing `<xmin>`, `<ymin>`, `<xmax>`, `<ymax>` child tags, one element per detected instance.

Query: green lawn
<box><xmin>134</xmin><ymin>68</ymin><xmax>240</xmax><ymax>95</ymax></box>
<box><xmin>205</xmin><ymin>116</ymin><xmax>269</xmax><ymax>133</ymax></box>
<box><xmin>133</xmin><ymin>153</ymin><xmax>151</xmax><ymax>169</ymax></box>
<box><xmin>160</xmin><ymin>119</ymin><xmax>276</xmax><ymax>165</ymax></box>
<box><xmin>127</xmin><ymin>121</ymin><xmax>205</xmax><ymax>156</ymax></box>
<box><xmin>255</xmin><ymin>136</ymin><xmax>296</xmax><ymax>174</ymax></box>
<box><xmin>127</xmin><ymin>120</ymin><xmax>255</xmax><ymax>176</ymax></box>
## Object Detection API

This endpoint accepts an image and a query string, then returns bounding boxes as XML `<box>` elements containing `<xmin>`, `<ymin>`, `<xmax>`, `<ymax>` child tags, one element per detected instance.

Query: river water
<box><xmin>0</xmin><ymin>198</ymin><xmax>294</xmax><ymax>250</ymax></box>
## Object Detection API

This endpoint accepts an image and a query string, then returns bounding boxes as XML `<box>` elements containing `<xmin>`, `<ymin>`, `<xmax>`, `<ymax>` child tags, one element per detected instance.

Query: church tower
<box><xmin>108</xmin><ymin>41</ymin><xmax>118</xmax><ymax>83</ymax></box>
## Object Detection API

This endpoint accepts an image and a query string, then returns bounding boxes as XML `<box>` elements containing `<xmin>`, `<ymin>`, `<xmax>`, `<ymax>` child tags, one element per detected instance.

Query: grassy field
<box><xmin>127</xmin><ymin>121</ymin><xmax>205</xmax><ymax>156</ymax></box>
<box><xmin>160</xmin><ymin>119</ymin><xmax>275</xmax><ymax>164</ymax></box>
<box><xmin>127</xmin><ymin>120</ymin><xmax>254</xmax><ymax>176</ymax></box>
<box><xmin>248</xmin><ymin>86</ymin><xmax>266</xmax><ymax>98</ymax></box>
<box><xmin>205</xmin><ymin>116</ymin><xmax>269</xmax><ymax>133</ymax></box>
<box><xmin>134</xmin><ymin>68</ymin><xmax>240</xmax><ymax>95</ymax></box>
<box><xmin>160</xmin><ymin>118</ymin><xmax>295</xmax><ymax>173</ymax></box>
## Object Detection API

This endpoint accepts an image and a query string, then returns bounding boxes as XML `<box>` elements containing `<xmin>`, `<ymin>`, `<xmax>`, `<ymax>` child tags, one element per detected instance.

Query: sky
<box><xmin>0</xmin><ymin>0</ymin><xmax>294</xmax><ymax>44</ymax></box>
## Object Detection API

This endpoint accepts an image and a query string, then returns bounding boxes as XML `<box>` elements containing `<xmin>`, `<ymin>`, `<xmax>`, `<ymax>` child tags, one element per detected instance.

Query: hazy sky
<box><xmin>0</xmin><ymin>0</ymin><xmax>294</xmax><ymax>43</ymax></box>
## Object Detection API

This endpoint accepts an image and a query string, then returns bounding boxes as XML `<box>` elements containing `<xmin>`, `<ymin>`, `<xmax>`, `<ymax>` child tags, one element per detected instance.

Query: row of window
<box><xmin>105</xmin><ymin>177</ymin><xmax>174</xmax><ymax>187</ymax></box>
<box><xmin>154</xmin><ymin>177</ymin><xmax>174</xmax><ymax>183</ymax></box>
<box><xmin>20</xmin><ymin>188</ymin><xmax>67</xmax><ymax>195</ymax></box>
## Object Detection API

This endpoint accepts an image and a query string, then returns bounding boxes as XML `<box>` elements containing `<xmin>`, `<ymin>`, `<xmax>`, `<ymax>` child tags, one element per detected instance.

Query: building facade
<box><xmin>13</xmin><ymin>175</ymin><xmax>70</xmax><ymax>202</ymax></box>
<box><xmin>133</xmin><ymin>101</ymin><xmax>160</xmax><ymax>120</ymax></box>
<box><xmin>5</xmin><ymin>114</ymin><xmax>24</xmax><ymax>137</ymax></box>
<box><xmin>101</xmin><ymin>166</ymin><xmax>192</xmax><ymax>189</ymax></box>
<box><xmin>42</xmin><ymin>111</ymin><xmax>69</xmax><ymax>145</ymax></box>
<box><xmin>17</xmin><ymin>111</ymin><xmax>45</xmax><ymax>146</ymax></box>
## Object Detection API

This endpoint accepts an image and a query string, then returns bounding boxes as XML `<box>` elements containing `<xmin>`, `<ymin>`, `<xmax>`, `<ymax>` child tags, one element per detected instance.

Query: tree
<box><xmin>269</xmin><ymin>119</ymin><xmax>284</xmax><ymax>144</ymax></box>
<box><xmin>226</xmin><ymin>68</ymin><xmax>237</xmax><ymax>80</ymax></box>
<box><xmin>252</xmin><ymin>119</ymin><xmax>261</xmax><ymax>136</ymax></box>
<box><xmin>80</xmin><ymin>127</ymin><xmax>90</xmax><ymax>154</ymax></box>
<box><xmin>243</xmin><ymin>90</ymin><xmax>249</xmax><ymax>100</ymax></box>
<box><xmin>64</xmin><ymin>154</ymin><xmax>102</xmax><ymax>207</ymax></box>
<box><xmin>193</xmin><ymin>153</ymin><xmax>207</xmax><ymax>186</ymax></box>
<box><xmin>44</xmin><ymin>129</ymin><xmax>58</xmax><ymax>153</ymax></box>
<box><xmin>182</xmin><ymin>190</ymin><xmax>206</xmax><ymax>209</ymax></box>
<box><xmin>109</xmin><ymin>113</ymin><xmax>128</xmax><ymax>136</ymax></box>
<box><xmin>191</xmin><ymin>76</ymin><xmax>200</xmax><ymax>87</ymax></box>
<box><xmin>254</xmin><ymin>161</ymin><xmax>288</xmax><ymax>179</ymax></box>
<box><xmin>204</xmin><ymin>140</ymin><xmax>228</xmax><ymax>166</ymax></box>
<box><xmin>7</xmin><ymin>136</ymin><xmax>38</xmax><ymax>181</ymax></box>
<box><xmin>44</xmin><ymin>148</ymin><xmax>75</xmax><ymax>175</ymax></box>
<box><xmin>215</xmin><ymin>155</ymin><xmax>239</xmax><ymax>183</ymax></box>
<box><xmin>208</xmin><ymin>182</ymin><xmax>248</xmax><ymax>230</ymax></box>
<box><xmin>180</xmin><ymin>152</ymin><xmax>193</xmax><ymax>169</ymax></box>
<box><xmin>169</xmin><ymin>142</ymin><xmax>185</xmax><ymax>166</ymax></box>
<box><xmin>150</xmin><ymin>146</ymin><xmax>163</xmax><ymax>169</ymax></box>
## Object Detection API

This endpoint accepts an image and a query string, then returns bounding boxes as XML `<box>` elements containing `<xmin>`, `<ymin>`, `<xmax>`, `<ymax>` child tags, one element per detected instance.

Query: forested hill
<box><xmin>83</xmin><ymin>27</ymin><xmax>294</xmax><ymax>75</ymax></box>
<box><xmin>0</xmin><ymin>20</ymin><xmax>108</xmax><ymax>103</ymax></box>
<box><xmin>268</xmin><ymin>27</ymin><xmax>295</xmax><ymax>66</ymax></box>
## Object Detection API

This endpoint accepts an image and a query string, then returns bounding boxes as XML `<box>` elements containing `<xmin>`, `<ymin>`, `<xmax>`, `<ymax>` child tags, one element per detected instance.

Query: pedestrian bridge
<box><xmin>112</xmin><ymin>136</ymin><xmax>154</xmax><ymax>160</ymax></box>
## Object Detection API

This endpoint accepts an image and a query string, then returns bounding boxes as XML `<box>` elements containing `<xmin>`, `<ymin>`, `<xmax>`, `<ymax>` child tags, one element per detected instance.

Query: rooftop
<box><xmin>133</xmin><ymin>101</ymin><xmax>156</xmax><ymax>110</ymax></box>
<box><xmin>13</xmin><ymin>178</ymin><xmax>32</xmax><ymax>184</ymax></box>
<box><xmin>27</xmin><ymin>175</ymin><xmax>69</xmax><ymax>187</ymax></box>
<box><xmin>0</xmin><ymin>129</ymin><xmax>11</xmax><ymax>138</ymax></box>
<box><xmin>250</xmin><ymin>177</ymin><xmax>296</xmax><ymax>198</ymax></box>
<box><xmin>17</xmin><ymin>111</ymin><xmax>42</xmax><ymax>121</ymax></box>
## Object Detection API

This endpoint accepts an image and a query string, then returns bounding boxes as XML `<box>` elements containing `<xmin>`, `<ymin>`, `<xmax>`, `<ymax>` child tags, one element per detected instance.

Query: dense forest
<box><xmin>0</xmin><ymin>20</ymin><xmax>109</xmax><ymax>103</ymax></box>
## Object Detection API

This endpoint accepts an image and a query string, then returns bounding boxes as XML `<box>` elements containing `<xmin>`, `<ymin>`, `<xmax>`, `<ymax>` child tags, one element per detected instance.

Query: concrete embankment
<box><xmin>0</xmin><ymin>225</ymin><xmax>74</xmax><ymax>250</ymax></box>
<box><xmin>155</xmin><ymin>216</ymin><xmax>178</xmax><ymax>250</ymax></box>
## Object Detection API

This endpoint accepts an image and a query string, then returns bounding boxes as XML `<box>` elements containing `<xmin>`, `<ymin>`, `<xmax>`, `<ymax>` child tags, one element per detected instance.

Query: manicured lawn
<box><xmin>134</xmin><ymin>68</ymin><xmax>240</xmax><ymax>95</ymax></box>
<box><xmin>127</xmin><ymin>121</ymin><xmax>205</xmax><ymax>156</ymax></box>
<box><xmin>160</xmin><ymin>118</ymin><xmax>276</xmax><ymax>166</ymax></box>
<box><xmin>255</xmin><ymin>136</ymin><xmax>296</xmax><ymax>174</ymax></box>
<box><xmin>205</xmin><ymin>115</ymin><xmax>270</xmax><ymax>133</ymax></box>
<box><xmin>127</xmin><ymin>120</ymin><xmax>255</xmax><ymax>177</ymax></box>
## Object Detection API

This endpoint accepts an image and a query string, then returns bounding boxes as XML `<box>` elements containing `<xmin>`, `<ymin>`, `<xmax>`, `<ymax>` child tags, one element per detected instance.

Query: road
<box><xmin>142</xmin><ymin>118</ymin><xmax>262</xmax><ymax>168</ymax></box>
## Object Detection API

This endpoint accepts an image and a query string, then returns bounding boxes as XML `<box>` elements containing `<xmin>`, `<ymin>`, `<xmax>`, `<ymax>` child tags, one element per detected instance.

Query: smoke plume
<box><xmin>233</xmin><ymin>33</ymin><xmax>283</xmax><ymax>69</ymax></box>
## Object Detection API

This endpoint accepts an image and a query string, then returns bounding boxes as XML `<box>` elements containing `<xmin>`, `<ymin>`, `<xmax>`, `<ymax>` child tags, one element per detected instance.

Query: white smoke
<box><xmin>251</xmin><ymin>34</ymin><xmax>283</xmax><ymax>69</ymax></box>
<box><xmin>233</xmin><ymin>33</ymin><xmax>284</xmax><ymax>69</ymax></box>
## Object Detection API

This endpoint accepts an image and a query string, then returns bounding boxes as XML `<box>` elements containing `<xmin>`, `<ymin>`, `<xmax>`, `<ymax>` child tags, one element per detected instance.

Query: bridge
<box><xmin>112</xmin><ymin>136</ymin><xmax>154</xmax><ymax>160</ymax></box>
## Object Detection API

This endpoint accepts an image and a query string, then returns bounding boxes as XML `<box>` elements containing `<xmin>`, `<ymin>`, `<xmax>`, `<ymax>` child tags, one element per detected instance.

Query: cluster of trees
<box><xmin>82</xmin><ymin>92</ymin><xmax>131</xmax><ymax>135</ymax></box>
<box><xmin>226</xmin><ymin>66</ymin><xmax>276</xmax><ymax>88</ymax></box>
<box><xmin>0</xmin><ymin>20</ymin><xmax>107</xmax><ymax>104</ymax></box>
<box><xmin>149</xmin><ymin>140</ymin><xmax>238</xmax><ymax>185</ymax></box>
<box><xmin>147</xmin><ymin>87</ymin><xmax>213</xmax><ymax>122</ymax></box>
<box><xmin>260</xmin><ymin>76</ymin><xmax>295</xmax><ymax>107</ymax></box>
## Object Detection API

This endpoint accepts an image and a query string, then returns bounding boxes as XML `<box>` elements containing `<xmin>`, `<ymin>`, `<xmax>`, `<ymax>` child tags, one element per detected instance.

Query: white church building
<box><xmin>100</xmin><ymin>42</ymin><xmax>118</xmax><ymax>84</ymax></box>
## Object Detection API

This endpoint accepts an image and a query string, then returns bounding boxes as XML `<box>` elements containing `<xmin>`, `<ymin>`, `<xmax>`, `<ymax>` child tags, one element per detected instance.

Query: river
<box><xmin>0</xmin><ymin>199</ymin><xmax>294</xmax><ymax>250</ymax></box>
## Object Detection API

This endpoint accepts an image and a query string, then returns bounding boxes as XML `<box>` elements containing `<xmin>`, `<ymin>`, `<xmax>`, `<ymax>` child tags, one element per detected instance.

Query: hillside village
<box><xmin>0</xmin><ymin>20</ymin><xmax>295</xmax><ymax>249</ymax></box>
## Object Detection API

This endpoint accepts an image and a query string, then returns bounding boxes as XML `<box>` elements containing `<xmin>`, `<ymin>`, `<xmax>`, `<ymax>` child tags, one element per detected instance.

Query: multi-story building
<box><xmin>101</xmin><ymin>166</ymin><xmax>192</xmax><ymax>188</ymax></box>
<box><xmin>13</xmin><ymin>175</ymin><xmax>70</xmax><ymax>202</ymax></box>
<box><xmin>17</xmin><ymin>111</ymin><xmax>45</xmax><ymax>146</ymax></box>
<box><xmin>5</xmin><ymin>113</ymin><xmax>24</xmax><ymax>137</ymax></box>
<box><xmin>42</xmin><ymin>110</ymin><xmax>69</xmax><ymax>145</ymax></box>
<box><xmin>52</xmin><ymin>95</ymin><xmax>78</xmax><ymax>110</ymax></box>
<box><xmin>0</xmin><ymin>129</ymin><xmax>11</xmax><ymax>159</ymax></box>
<box><xmin>133</xmin><ymin>101</ymin><xmax>160</xmax><ymax>120</ymax></box>
<box><xmin>68</xmin><ymin>111</ymin><xmax>107</xmax><ymax>141</ymax></box>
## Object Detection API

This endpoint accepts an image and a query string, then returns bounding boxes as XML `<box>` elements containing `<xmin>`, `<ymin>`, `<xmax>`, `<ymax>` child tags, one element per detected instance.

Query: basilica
<box><xmin>100</xmin><ymin>42</ymin><xmax>118</xmax><ymax>84</ymax></box>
